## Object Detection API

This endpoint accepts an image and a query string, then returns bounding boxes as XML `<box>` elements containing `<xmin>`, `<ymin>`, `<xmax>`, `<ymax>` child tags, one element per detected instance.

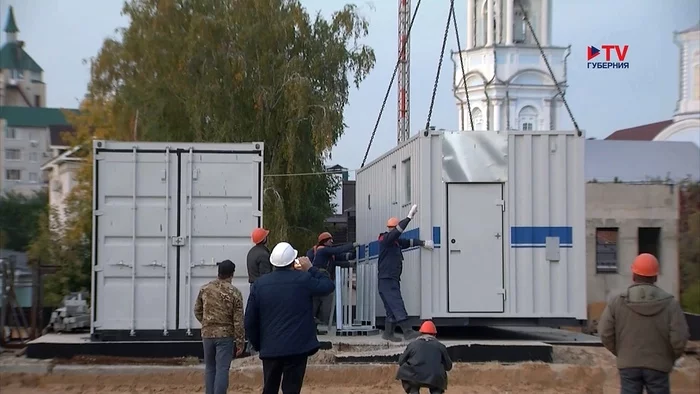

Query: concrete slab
<box><xmin>335</xmin><ymin>340</ymin><xmax>553</xmax><ymax>364</ymax></box>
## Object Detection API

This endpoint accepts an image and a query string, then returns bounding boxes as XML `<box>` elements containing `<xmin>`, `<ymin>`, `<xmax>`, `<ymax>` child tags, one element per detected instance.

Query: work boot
<box><xmin>398</xmin><ymin>320</ymin><xmax>420</xmax><ymax>341</ymax></box>
<box><xmin>382</xmin><ymin>322</ymin><xmax>401</xmax><ymax>342</ymax></box>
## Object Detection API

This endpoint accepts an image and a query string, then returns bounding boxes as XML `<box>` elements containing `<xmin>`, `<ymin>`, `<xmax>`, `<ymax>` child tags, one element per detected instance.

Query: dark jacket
<box><xmin>312</xmin><ymin>243</ymin><xmax>356</xmax><ymax>280</ymax></box>
<box><xmin>396</xmin><ymin>335</ymin><xmax>453</xmax><ymax>390</ymax></box>
<box><xmin>244</xmin><ymin>266</ymin><xmax>335</xmax><ymax>358</ymax></box>
<box><xmin>598</xmin><ymin>283</ymin><xmax>690</xmax><ymax>373</ymax></box>
<box><xmin>246</xmin><ymin>244</ymin><xmax>272</xmax><ymax>283</ymax></box>
<box><xmin>378</xmin><ymin>217</ymin><xmax>424</xmax><ymax>280</ymax></box>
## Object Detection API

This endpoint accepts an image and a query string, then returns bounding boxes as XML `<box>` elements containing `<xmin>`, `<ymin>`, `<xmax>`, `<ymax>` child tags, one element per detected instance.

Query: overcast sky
<box><xmin>4</xmin><ymin>0</ymin><xmax>700</xmax><ymax>173</ymax></box>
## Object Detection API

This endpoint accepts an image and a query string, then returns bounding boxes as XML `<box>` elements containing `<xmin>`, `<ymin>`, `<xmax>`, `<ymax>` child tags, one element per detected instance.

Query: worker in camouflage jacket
<box><xmin>598</xmin><ymin>253</ymin><xmax>689</xmax><ymax>394</ymax></box>
<box><xmin>194</xmin><ymin>260</ymin><xmax>245</xmax><ymax>394</ymax></box>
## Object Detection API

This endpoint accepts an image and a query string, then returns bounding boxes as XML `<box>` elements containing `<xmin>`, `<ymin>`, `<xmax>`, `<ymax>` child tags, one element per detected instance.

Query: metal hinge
<box><xmin>496</xmin><ymin>200</ymin><xmax>505</xmax><ymax>212</ymax></box>
<box><xmin>171</xmin><ymin>236</ymin><xmax>185</xmax><ymax>246</ymax></box>
<box><xmin>93</xmin><ymin>266</ymin><xmax>103</xmax><ymax>272</ymax></box>
<box><xmin>497</xmin><ymin>289</ymin><xmax>507</xmax><ymax>300</ymax></box>
<box><xmin>94</xmin><ymin>210</ymin><xmax>105</xmax><ymax>216</ymax></box>
<box><xmin>93</xmin><ymin>321</ymin><xmax>102</xmax><ymax>328</ymax></box>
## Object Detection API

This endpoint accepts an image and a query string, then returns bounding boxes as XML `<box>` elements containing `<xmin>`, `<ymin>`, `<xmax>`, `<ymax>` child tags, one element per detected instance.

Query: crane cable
<box><xmin>451</xmin><ymin>4</ymin><xmax>475</xmax><ymax>131</ymax></box>
<box><xmin>425</xmin><ymin>0</ymin><xmax>456</xmax><ymax>130</ymax></box>
<box><xmin>360</xmin><ymin>0</ymin><xmax>424</xmax><ymax>168</ymax></box>
<box><xmin>515</xmin><ymin>0</ymin><xmax>582</xmax><ymax>137</ymax></box>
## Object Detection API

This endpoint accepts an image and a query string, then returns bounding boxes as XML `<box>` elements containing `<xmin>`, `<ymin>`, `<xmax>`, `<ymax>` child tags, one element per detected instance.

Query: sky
<box><xmin>4</xmin><ymin>0</ymin><xmax>700</xmax><ymax>175</ymax></box>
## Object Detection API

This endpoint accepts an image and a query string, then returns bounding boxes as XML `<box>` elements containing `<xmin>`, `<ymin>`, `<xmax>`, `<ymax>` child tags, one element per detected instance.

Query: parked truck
<box><xmin>90</xmin><ymin>140</ymin><xmax>264</xmax><ymax>341</ymax></box>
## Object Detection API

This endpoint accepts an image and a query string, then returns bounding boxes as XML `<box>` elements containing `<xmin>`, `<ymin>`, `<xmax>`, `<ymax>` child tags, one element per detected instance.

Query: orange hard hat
<box><xmin>251</xmin><ymin>228</ymin><xmax>270</xmax><ymax>244</ymax></box>
<box><xmin>318</xmin><ymin>232</ymin><xmax>333</xmax><ymax>243</ymax></box>
<box><xmin>419</xmin><ymin>320</ymin><xmax>437</xmax><ymax>335</ymax></box>
<box><xmin>387</xmin><ymin>217</ymin><xmax>399</xmax><ymax>227</ymax></box>
<box><xmin>631</xmin><ymin>253</ymin><xmax>659</xmax><ymax>277</ymax></box>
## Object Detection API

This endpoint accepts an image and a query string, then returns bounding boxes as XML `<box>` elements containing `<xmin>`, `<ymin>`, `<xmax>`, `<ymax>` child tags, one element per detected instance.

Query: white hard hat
<box><xmin>269</xmin><ymin>242</ymin><xmax>298</xmax><ymax>267</ymax></box>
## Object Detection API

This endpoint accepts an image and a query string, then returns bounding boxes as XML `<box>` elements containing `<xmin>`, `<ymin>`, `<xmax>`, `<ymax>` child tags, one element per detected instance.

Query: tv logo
<box><xmin>587</xmin><ymin>45</ymin><xmax>629</xmax><ymax>69</ymax></box>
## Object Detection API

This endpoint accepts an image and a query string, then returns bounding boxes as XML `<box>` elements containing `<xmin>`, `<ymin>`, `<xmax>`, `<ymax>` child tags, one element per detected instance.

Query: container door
<box><xmin>178</xmin><ymin>150</ymin><xmax>263</xmax><ymax>333</ymax></box>
<box><xmin>446</xmin><ymin>183</ymin><xmax>505</xmax><ymax>313</ymax></box>
<box><xmin>94</xmin><ymin>149</ymin><xmax>179</xmax><ymax>332</ymax></box>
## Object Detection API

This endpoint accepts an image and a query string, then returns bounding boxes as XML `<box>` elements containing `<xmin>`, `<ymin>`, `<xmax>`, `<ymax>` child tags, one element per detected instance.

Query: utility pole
<box><xmin>397</xmin><ymin>0</ymin><xmax>411</xmax><ymax>144</ymax></box>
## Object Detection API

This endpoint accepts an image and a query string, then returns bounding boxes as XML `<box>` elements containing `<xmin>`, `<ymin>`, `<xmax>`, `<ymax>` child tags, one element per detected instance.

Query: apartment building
<box><xmin>0</xmin><ymin>6</ymin><xmax>76</xmax><ymax>196</ymax></box>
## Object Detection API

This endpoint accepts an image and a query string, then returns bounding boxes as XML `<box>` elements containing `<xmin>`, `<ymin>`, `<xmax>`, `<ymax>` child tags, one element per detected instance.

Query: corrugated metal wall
<box><xmin>507</xmin><ymin>133</ymin><xmax>586</xmax><ymax>319</ymax></box>
<box><xmin>356</xmin><ymin>131</ymin><xmax>586</xmax><ymax>321</ymax></box>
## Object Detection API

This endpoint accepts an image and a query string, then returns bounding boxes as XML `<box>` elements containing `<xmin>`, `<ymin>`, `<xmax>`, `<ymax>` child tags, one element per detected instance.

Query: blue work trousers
<box><xmin>202</xmin><ymin>337</ymin><xmax>234</xmax><ymax>394</ymax></box>
<box><xmin>378</xmin><ymin>278</ymin><xmax>408</xmax><ymax>323</ymax></box>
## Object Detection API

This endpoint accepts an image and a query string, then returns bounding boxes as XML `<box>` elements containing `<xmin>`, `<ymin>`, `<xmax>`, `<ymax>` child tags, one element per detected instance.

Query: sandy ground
<box><xmin>2</xmin><ymin>346</ymin><xmax>700</xmax><ymax>394</ymax></box>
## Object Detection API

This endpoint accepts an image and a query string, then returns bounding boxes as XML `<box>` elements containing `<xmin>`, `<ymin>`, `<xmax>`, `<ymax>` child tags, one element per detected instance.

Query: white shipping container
<box><xmin>90</xmin><ymin>140</ymin><xmax>263</xmax><ymax>340</ymax></box>
<box><xmin>355</xmin><ymin>130</ymin><xmax>586</xmax><ymax>325</ymax></box>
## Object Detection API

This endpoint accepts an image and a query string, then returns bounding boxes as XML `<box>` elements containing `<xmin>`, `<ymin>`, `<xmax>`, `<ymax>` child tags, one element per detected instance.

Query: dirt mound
<box><xmin>3</xmin><ymin>362</ymin><xmax>700</xmax><ymax>394</ymax></box>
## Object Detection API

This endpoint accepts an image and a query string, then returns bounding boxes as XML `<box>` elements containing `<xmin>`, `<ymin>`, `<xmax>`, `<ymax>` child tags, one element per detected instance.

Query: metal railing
<box><xmin>334</xmin><ymin>245</ymin><xmax>379</xmax><ymax>336</ymax></box>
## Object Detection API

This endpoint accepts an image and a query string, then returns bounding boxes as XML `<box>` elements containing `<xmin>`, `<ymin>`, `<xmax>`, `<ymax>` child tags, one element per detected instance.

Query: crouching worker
<box><xmin>396</xmin><ymin>321</ymin><xmax>452</xmax><ymax>394</ymax></box>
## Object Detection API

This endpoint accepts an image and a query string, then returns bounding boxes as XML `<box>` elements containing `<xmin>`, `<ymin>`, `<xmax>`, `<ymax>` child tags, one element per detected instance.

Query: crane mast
<box><xmin>397</xmin><ymin>0</ymin><xmax>410</xmax><ymax>144</ymax></box>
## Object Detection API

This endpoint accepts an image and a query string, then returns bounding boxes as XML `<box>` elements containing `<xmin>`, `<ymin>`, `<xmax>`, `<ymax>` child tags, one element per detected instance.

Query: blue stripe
<box><xmin>510</xmin><ymin>226</ymin><xmax>572</xmax><ymax>246</ymax></box>
<box><xmin>356</xmin><ymin>226</ymin><xmax>573</xmax><ymax>259</ymax></box>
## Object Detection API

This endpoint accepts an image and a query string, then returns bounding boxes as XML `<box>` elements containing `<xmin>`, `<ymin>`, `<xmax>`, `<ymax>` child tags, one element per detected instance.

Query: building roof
<box><xmin>4</xmin><ymin>6</ymin><xmax>18</xmax><ymax>34</ymax></box>
<box><xmin>585</xmin><ymin>140</ymin><xmax>700</xmax><ymax>182</ymax></box>
<box><xmin>49</xmin><ymin>124</ymin><xmax>77</xmax><ymax>146</ymax></box>
<box><xmin>0</xmin><ymin>249</ymin><xmax>29</xmax><ymax>274</ymax></box>
<box><xmin>605</xmin><ymin>120</ymin><xmax>673</xmax><ymax>141</ymax></box>
<box><xmin>0</xmin><ymin>42</ymin><xmax>42</xmax><ymax>73</ymax></box>
<box><xmin>0</xmin><ymin>106</ymin><xmax>77</xmax><ymax>127</ymax></box>
<box><xmin>41</xmin><ymin>146</ymin><xmax>82</xmax><ymax>171</ymax></box>
<box><xmin>678</xmin><ymin>23</ymin><xmax>700</xmax><ymax>35</ymax></box>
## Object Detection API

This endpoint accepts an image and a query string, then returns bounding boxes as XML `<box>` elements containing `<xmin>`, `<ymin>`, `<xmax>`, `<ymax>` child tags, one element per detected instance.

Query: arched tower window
<box><xmin>471</xmin><ymin>108</ymin><xmax>484</xmax><ymax>130</ymax></box>
<box><xmin>518</xmin><ymin>106</ymin><xmax>538</xmax><ymax>131</ymax></box>
<box><xmin>513</xmin><ymin>0</ymin><xmax>530</xmax><ymax>44</ymax></box>
<box><xmin>476</xmin><ymin>0</ymin><xmax>487</xmax><ymax>46</ymax></box>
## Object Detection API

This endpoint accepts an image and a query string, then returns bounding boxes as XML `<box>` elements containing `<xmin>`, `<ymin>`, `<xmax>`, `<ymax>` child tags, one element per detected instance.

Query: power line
<box><xmin>451</xmin><ymin>5</ymin><xmax>474</xmax><ymax>131</ymax></box>
<box><xmin>425</xmin><ymin>0</ymin><xmax>455</xmax><ymax>130</ymax></box>
<box><xmin>515</xmin><ymin>0</ymin><xmax>581</xmax><ymax>137</ymax></box>
<box><xmin>360</xmin><ymin>0</ymin><xmax>423</xmax><ymax>168</ymax></box>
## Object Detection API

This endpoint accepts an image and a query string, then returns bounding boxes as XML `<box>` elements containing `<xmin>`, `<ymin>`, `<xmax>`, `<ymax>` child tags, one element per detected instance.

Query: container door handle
<box><xmin>449</xmin><ymin>238</ymin><xmax>461</xmax><ymax>253</ymax></box>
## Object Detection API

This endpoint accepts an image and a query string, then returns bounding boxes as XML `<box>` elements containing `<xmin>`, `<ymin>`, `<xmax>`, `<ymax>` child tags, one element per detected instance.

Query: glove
<box><xmin>422</xmin><ymin>240</ymin><xmax>434</xmax><ymax>250</ymax></box>
<box><xmin>407</xmin><ymin>204</ymin><xmax>418</xmax><ymax>219</ymax></box>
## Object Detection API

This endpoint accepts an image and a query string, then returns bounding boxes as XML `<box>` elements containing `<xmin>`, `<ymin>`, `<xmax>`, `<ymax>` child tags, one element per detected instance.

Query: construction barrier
<box><xmin>334</xmin><ymin>245</ymin><xmax>379</xmax><ymax>336</ymax></box>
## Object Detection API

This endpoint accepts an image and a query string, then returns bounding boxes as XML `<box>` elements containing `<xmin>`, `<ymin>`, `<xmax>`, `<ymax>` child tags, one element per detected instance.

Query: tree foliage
<box><xmin>0</xmin><ymin>190</ymin><xmax>47</xmax><ymax>252</ymax></box>
<box><xmin>80</xmin><ymin>0</ymin><xmax>375</xmax><ymax>248</ymax></box>
<box><xmin>679</xmin><ymin>180</ymin><xmax>700</xmax><ymax>313</ymax></box>
<box><xmin>27</xmin><ymin>98</ymin><xmax>123</xmax><ymax>304</ymax></box>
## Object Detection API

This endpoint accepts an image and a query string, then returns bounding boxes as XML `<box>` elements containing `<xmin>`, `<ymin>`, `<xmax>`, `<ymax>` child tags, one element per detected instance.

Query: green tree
<box><xmin>679</xmin><ymin>180</ymin><xmax>700</xmax><ymax>313</ymax></box>
<box><xmin>26</xmin><ymin>98</ymin><xmax>119</xmax><ymax>304</ymax></box>
<box><xmin>0</xmin><ymin>190</ymin><xmax>47</xmax><ymax>252</ymax></box>
<box><xmin>83</xmin><ymin>0</ymin><xmax>375</xmax><ymax>248</ymax></box>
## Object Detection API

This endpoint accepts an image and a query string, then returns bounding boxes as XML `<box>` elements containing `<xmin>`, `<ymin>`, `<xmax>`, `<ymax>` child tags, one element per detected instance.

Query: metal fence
<box><xmin>334</xmin><ymin>245</ymin><xmax>379</xmax><ymax>336</ymax></box>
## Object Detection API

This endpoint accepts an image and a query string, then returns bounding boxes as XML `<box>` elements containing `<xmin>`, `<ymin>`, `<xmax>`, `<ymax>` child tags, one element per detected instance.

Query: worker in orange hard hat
<box><xmin>396</xmin><ymin>320</ymin><xmax>452</xmax><ymax>394</ymax></box>
<box><xmin>246</xmin><ymin>228</ymin><xmax>272</xmax><ymax>286</ymax></box>
<box><xmin>306</xmin><ymin>231</ymin><xmax>358</xmax><ymax>334</ymax></box>
<box><xmin>378</xmin><ymin>204</ymin><xmax>434</xmax><ymax>342</ymax></box>
<box><xmin>598</xmin><ymin>253</ymin><xmax>689</xmax><ymax>394</ymax></box>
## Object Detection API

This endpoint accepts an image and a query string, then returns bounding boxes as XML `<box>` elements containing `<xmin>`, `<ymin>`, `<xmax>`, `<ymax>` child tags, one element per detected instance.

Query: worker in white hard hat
<box><xmin>244</xmin><ymin>242</ymin><xmax>335</xmax><ymax>394</ymax></box>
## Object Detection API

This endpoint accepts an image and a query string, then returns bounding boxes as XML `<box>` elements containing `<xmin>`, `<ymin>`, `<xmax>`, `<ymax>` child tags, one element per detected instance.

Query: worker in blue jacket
<box><xmin>378</xmin><ymin>204</ymin><xmax>434</xmax><ymax>342</ymax></box>
<box><xmin>245</xmin><ymin>242</ymin><xmax>335</xmax><ymax>394</ymax></box>
<box><xmin>310</xmin><ymin>232</ymin><xmax>358</xmax><ymax>334</ymax></box>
